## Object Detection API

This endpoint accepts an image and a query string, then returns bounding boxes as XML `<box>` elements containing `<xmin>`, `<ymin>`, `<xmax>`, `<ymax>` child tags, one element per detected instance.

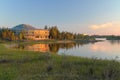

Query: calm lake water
<box><xmin>58</xmin><ymin>40</ymin><xmax>120</xmax><ymax>60</ymax></box>
<box><xmin>8</xmin><ymin>39</ymin><xmax>120</xmax><ymax>60</ymax></box>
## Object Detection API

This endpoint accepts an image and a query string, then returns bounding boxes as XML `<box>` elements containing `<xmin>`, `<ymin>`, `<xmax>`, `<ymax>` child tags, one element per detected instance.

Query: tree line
<box><xmin>106</xmin><ymin>35</ymin><xmax>120</xmax><ymax>40</ymax></box>
<box><xmin>0</xmin><ymin>26</ymin><xmax>95</xmax><ymax>41</ymax></box>
<box><xmin>93</xmin><ymin>35</ymin><xmax>120</xmax><ymax>40</ymax></box>
<box><xmin>47</xmin><ymin>26</ymin><xmax>95</xmax><ymax>40</ymax></box>
<box><xmin>0</xmin><ymin>28</ymin><xmax>24</xmax><ymax>41</ymax></box>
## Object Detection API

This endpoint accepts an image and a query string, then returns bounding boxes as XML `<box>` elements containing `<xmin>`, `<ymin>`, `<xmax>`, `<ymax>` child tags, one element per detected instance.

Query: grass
<box><xmin>0</xmin><ymin>43</ymin><xmax>120</xmax><ymax>80</ymax></box>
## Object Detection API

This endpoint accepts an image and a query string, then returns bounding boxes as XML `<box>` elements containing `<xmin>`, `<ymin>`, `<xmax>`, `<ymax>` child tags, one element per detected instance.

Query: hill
<box><xmin>11</xmin><ymin>24</ymin><xmax>36</xmax><ymax>31</ymax></box>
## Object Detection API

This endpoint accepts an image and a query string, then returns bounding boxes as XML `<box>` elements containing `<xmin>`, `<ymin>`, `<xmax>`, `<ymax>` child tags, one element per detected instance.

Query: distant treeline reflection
<box><xmin>108</xmin><ymin>40</ymin><xmax>120</xmax><ymax>45</ymax></box>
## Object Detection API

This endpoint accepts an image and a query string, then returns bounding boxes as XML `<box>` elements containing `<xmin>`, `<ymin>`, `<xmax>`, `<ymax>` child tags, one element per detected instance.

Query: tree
<box><xmin>19</xmin><ymin>32</ymin><xmax>24</xmax><ymax>40</ymax></box>
<box><xmin>44</xmin><ymin>25</ymin><xmax>48</xmax><ymax>30</ymax></box>
<box><xmin>11</xmin><ymin>33</ymin><xmax>15</xmax><ymax>41</ymax></box>
<box><xmin>49</xmin><ymin>26</ymin><xmax>60</xmax><ymax>39</ymax></box>
<box><xmin>0</xmin><ymin>28</ymin><xmax>20</xmax><ymax>41</ymax></box>
<box><xmin>1</xmin><ymin>30</ymin><xmax>7</xmax><ymax>40</ymax></box>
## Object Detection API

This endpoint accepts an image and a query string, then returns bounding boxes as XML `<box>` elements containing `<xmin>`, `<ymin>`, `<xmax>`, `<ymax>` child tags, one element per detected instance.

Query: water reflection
<box><xmin>12</xmin><ymin>41</ymin><xmax>95</xmax><ymax>53</ymax></box>
<box><xmin>8</xmin><ymin>40</ymin><xmax>120</xmax><ymax>60</ymax></box>
<box><xmin>49</xmin><ymin>43</ymin><xmax>76</xmax><ymax>53</ymax></box>
<box><xmin>90</xmin><ymin>42</ymin><xmax>112</xmax><ymax>52</ymax></box>
<box><xmin>25</xmin><ymin>44</ymin><xmax>49</xmax><ymax>52</ymax></box>
<box><xmin>13</xmin><ymin>44</ymin><xmax>49</xmax><ymax>52</ymax></box>
<box><xmin>91</xmin><ymin>40</ymin><xmax>120</xmax><ymax>52</ymax></box>
<box><xmin>108</xmin><ymin>40</ymin><xmax>120</xmax><ymax>45</ymax></box>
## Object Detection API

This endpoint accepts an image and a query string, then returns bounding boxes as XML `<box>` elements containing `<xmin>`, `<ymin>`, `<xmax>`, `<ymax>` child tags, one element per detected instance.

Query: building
<box><xmin>24</xmin><ymin>29</ymin><xmax>49</xmax><ymax>40</ymax></box>
<box><xmin>12</xmin><ymin>24</ymin><xmax>49</xmax><ymax>40</ymax></box>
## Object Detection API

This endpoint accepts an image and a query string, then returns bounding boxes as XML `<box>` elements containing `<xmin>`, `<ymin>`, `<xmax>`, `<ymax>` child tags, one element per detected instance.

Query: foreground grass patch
<box><xmin>0</xmin><ymin>44</ymin><xmax>120</xmax><ymax>80</ymax></box>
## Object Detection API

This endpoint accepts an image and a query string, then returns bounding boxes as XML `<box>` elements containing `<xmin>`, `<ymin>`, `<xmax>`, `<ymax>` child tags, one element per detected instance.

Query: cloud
<box><xmin>88</xmin><ymin>21</ymin><xmax>120</xmax><ymax>35</ymax></box>
<box><xmin>89</xmin><ymin>22</ymin><xmax>114</xmax><ymax>30</ymax></box>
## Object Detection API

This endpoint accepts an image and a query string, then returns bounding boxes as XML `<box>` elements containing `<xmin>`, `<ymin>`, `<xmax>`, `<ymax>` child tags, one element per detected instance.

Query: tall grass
<box><xmin>0</xmin><ymin>44</ymin><xmax>120</xmax><ymax>80</ymax></box>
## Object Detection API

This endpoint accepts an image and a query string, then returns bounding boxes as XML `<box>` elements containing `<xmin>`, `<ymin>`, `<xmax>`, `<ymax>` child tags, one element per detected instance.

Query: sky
<box><xmin>0</xmin><ymin>0</ymin><xmax>120</xmax><ymax>35</ymax></box>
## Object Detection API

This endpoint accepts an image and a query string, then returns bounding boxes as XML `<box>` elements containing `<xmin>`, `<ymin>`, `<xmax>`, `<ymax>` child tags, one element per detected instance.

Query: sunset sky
<box><xmin>0</xmin><ymin>0</ymin><xmax>120</xmax><ymax>35</ymax></box>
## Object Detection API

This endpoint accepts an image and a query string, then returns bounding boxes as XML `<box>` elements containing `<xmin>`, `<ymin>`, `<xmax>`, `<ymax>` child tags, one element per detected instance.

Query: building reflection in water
<box><xmin>22</xmin><ymin>43</ymin><xmax>78</xmax><ymax>53</ymax></box>
<box><xmin>11</xmin><ymin>42</ymin><xmax>95</xmax><ymax>53</ymax></box>
<box><xmin>24</xmin><ymin>44</ymin><xmax>49</xmax><ymax>52</ymax></box>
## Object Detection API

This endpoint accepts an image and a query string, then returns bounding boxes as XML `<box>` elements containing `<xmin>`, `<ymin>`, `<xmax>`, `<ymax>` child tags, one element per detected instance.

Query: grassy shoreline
<box><xmin>0</xmin><ymin>39</ymin><xmax>99</xmax><ymax>45</ymax></box>
<box><xmin>0</xmin><ymin>43</ymin><xmax>120</xmax><ymax>80</ymax></box>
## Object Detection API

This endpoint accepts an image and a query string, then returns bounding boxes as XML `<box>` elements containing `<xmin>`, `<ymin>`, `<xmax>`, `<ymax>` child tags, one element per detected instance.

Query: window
<box><xmin>35</xmin><ymin>36</ymin><xmax>39</xmax><ymax>38</ymax></box>
<box><xmin>45</xmin><ymin>36</ymin><xmax>48</xmax><ymax>38</ymax></box>
<box><xmin>32</xmin><ymin>32</ymin><xmax>34</xmax><ymax>34</ymax></box>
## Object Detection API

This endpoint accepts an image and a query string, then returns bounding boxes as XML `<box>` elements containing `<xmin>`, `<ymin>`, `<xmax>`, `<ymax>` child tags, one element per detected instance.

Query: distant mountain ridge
<box><xmin>11</xmin><ymin>24</ymin><xmax>36</xmax><ymax>31</ymax></box>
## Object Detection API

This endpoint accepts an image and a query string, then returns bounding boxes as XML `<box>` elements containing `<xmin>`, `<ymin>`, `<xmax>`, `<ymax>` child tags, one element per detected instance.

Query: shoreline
<box><xmin>1</xmin><ymin>39</ymin><xmax>101</xmax><ymax>44</ymax></box>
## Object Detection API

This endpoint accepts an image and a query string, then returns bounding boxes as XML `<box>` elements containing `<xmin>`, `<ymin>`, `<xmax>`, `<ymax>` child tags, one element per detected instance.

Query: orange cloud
<box><xmin>88</xmin><ymin>21</ymin><xmax>120</xmax><ymax>35</ymax></box>
<box><xmin>89</xmin><ymin>22</ymin><xmax>114</xmax><ymax>30</ymax></box>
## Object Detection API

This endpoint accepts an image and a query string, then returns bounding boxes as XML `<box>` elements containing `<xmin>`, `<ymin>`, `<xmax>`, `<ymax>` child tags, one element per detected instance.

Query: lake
<box><xmin>8</xmin><ymin>39</ymin><xmax>120</xmax><ymax>60</ymax></box>
<box><xmin>58</xmin><ymin>40</ymin><xmax>120</xmax><ymax>60</ymax></box>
